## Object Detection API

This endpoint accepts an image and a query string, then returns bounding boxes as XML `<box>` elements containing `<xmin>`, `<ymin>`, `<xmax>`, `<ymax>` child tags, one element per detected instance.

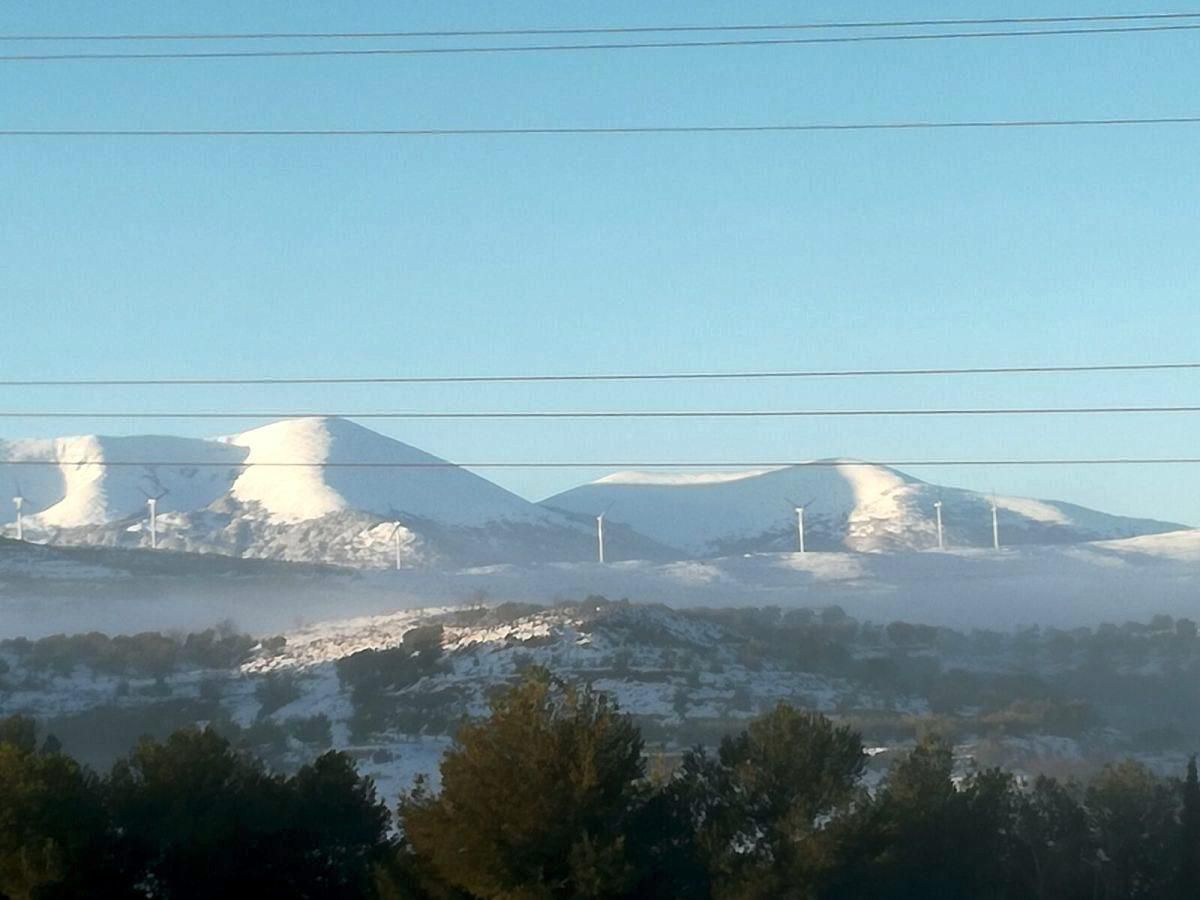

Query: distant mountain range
<box><xmin>542</xmin><ymin>463</ymin><xmax>1185</xmax><ymax>556</ymax></box>
<box><xmin>0</xmin><ymin>417</ymin><xmax>1188</xmax><ymax>567</ymax></box>
<box><xmin>0</xmin><ymin>418</ymin><xmax>670</xmax><ymax>567</ymax></box>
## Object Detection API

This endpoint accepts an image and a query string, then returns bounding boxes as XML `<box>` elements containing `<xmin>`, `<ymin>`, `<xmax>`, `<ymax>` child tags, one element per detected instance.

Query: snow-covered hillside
<box><xmin>0</xmin><ymin>418</ymin><xmax>669</xmax><ymax>568</ymax></box>
<box><xmin>541</xmin><ymin>462</ymin><xmax>1187</xmax><ymax>555</ymax></box>
<box><xmin>1</xmin><ymin>420</ymin><xmax>1188</xmax><ymax>568</ymax></box>
<box><xmin>10</xmin><ymin>600</ymin><xmax>1196</xmax><ymax>790</ymax></box>
<box><xmin>0</xmin><ymin>434</ymin><xmax>244</xmax><ymax>528</ymax></box>
<box><xmin>225</xmin><ymin>417</ymin><xmax>560</xmax><ymax>527</ymax></box>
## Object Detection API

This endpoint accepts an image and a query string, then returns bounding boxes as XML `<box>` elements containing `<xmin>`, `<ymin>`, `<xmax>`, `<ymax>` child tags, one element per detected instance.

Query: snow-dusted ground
<box><xmin>1</xmin><ymin>602</ymin><xmax>860</xmax><ymax>794</ymax></box>
<box><xmin>5</xmin><ymin>599</ymin><xmax>1194</xmax><ymax>800</ymax></box>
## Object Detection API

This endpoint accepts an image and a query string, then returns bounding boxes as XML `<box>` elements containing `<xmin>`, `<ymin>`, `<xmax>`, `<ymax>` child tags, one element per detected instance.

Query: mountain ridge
<box><xmin>541</xmin><ymin>460</ymin><xmax>1186</xmax><ymax>555</ymax></box>
<box><xmin>1</xmin><ymin>418</ymin><xmax>1189</xmax><ymax>566</ymax></box>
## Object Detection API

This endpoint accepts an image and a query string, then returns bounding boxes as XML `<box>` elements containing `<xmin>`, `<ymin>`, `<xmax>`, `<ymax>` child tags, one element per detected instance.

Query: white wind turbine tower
<box><xmin>990</xmin><ymin>494</ymin><xmax>1000</xmax><ymax>551</ymax></box>
<box><xmin>933</xmin><ymin>499</ymin><xmax>945</xmax><ymax>551</ymax></box>
<box><xmin>140</xmin><ymin>487</ymin><xmax>169</xmax><ymax>550</ymax></box>
<box><xmin>785</xmin><ymin>497</ymin><xmax>814</xmax><ymax>554</ymax></box>
<box><xmin>12</xmin><ymin>482</ymin><xmax>26</xmax><ymax>542</ymax></box>
<box><xmin>596</xmin><ymin>502</ymin><xmax>613</xmax><ymax>564</ymax></box>
<box><xmin>390</xmin><ymin>521</ymin><xmax>404</xmax><ymax>570</ymax></box>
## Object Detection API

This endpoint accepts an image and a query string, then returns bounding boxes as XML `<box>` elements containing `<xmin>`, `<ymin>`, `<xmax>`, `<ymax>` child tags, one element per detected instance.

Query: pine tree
<box><xmin>107</xmin><ymin>727</ymin><xmax>391</xmax><ymax>899</ymax></box>
<box><xmin>1179</xmin><ymin>756</ymin><xmax>1200</xmax><ymax>899</ymax></box>
<box><xmin>399</xmin><ymin>669</ymin><xmax>648</xmax><ymax>899</ymax></box>
<box><xmin>674</xmin><ymin>704</ymin><xmax>866</xmax><ymax>898</ymax></box>
<box><xmin>1086</xmin><ymin>760</ymin><xmax>1178</xmax><ymax>899</ymax></box>
<box><xmin>0</xmin><ymin>735</ymin><xmax>112</xmax><ymax>900</ymax></box>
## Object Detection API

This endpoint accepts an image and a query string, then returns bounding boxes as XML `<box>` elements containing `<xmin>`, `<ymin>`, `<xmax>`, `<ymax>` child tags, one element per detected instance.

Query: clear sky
<box><xmin>2</xmin><ymin>1</ymin><xmax>1199</xmax><ymax>524</ymax></box>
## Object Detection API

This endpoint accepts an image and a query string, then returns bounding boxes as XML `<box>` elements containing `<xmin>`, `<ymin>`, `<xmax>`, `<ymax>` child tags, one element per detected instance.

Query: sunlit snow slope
<box><xmin>224</xmin><ymin>416</ymin><xmax>563</xmax><ymax>527</ymax></box>
<box><xmin>0</xmin><ymin>419</ymin><xmax>666</xmax><ymax>567</ymax></box>
<box><xmin>0</xmin><ymin>435</ymin><xmax>245</xmax><ymax>528</ymax></box>
<box><xmin>541</xmin><ymin>463</ymin><xmax>1187</xmax><ymax>555</ymax></box>
<box><xmin>1</xmin><ymin>422</ymin><xmax>1188</xmax><ymax>566</ymax></box>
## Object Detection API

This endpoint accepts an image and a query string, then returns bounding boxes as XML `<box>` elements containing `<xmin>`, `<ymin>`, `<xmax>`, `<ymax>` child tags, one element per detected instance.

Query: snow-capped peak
<box><xmin>542</xmin><ymin>462</ymin><xmax>1184</xmax><ymax>555</ymax></box>
<box><xmin>224</xmin><ymin>416</ymin><xmax>554</xmax><ymax>527</ymax></box>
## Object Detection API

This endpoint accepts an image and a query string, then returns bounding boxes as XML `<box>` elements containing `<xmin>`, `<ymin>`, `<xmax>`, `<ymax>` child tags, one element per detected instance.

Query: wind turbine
<box><xmin>12</xmin><ymin>481</ymin><xmax>25</xmax><ymax>542</ymax></box>
<box><xmin>785</xmin><ymin>497</ymin><xmax>814</xmax><ymax>554</ymax></box>
<box><xmin>933</xmin><ymin>499</ymin><xmax>945</xmax><ymax>551</ymax></box>
<box><xmin>140</xmin><ymin>487</ymin><xmax>169</xmax><ymax>550</ymax></box>
<box><xmin>390</xmin><ymin>521</ymin><xmax>404</xmax><ymax>570</ymax></box>
<box><xmin>596</xmin><ymin>502</ymin><xmax>614</xmax><ymax>563</ymax></box>
<box><xmin>990</xmin><ymin>495</ymin><xmax>1000</xmax><ymax>551</ymax></box>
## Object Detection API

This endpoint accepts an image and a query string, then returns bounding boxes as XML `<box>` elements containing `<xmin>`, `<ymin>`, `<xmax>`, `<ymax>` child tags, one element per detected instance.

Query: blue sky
<box><xmin>2</xmin><ymin>1</ymin><xmax>1198</xmax><ymax>522</ymax></box>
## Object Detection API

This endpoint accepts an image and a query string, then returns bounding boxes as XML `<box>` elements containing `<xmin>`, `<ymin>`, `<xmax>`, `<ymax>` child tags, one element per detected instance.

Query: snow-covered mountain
<box><xmin>224</xmin><ymin>417</ymin><xmax>557</xmax><ymax>527</ymax></box>
<box><xmin>0</xmin><ymin>434</ymin><xmax>244</xmax><ymax>527</ymax></box>
<box><xmin>2</xmin><ymin>422</ymin><xmax>1188</xmax><ymax>567</ymax></box>
<box><xmin>541</xmin><ymin>462</ymin><xmax>1187</xmax><ymax>556</ymax></box>
<box><xmin>0</xmin><ymin>418</ymin><xmax>669</xmax><ymax>568</ymax></box>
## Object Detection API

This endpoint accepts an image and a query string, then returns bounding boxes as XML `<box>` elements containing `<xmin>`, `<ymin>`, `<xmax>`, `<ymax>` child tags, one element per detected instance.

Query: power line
<box><xmin>4</xmin><ymin>12</ymin><xmax>1198</xmax><ymax>41</ymax></box>
<box><xmin>3</xmin><ymin>23</ymin><xmax>1200</xmax><ymax>61</ymax></box>
<box><xmin>2</xmin><ymin>405</ymin><xmax>1200</xmax><ymax>420</ymax></box>
<box><xmin>5</xmin><ymin>117</ymin><xmax>1200</xmax><ymax>138</ymax></box>
<box><xmin>1</xmin><ymin>458</ymin><xmax>1199</xmax><ymax>469</ymax></box>
<box><xmin>1</xmin><ymin>362</ymin><xmax>1197</xmax><ymax>386</ymax></box>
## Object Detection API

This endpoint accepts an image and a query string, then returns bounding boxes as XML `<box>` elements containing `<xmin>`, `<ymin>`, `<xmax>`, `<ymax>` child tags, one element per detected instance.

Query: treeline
<box><xmin>687</xmin><ymin>604</ymin><xmax>1200</xmax><ymax>745</ymax></box>
<box><xmin>689</xmin><ymin>604</ymin><xmax>1200</xmax><ymax>672</ymax></box>
<box><xmin>335</xmin><ymin>624</ymin><xmax>448</xmax><ymax>741</ymax></box>
<box><xmin>0</xmin><ymin>716</ymin><xmax>386</xmax><ymax>900</ymax></box>
<box><xmin>0</xmin><ymin>626</ymin><xmax>267</xmax><ymax>680</ymax></box>
<box><xmin>4</xmin><ymin>671</ymin><xmax>1200</xmax><ymax>899</ymax></box>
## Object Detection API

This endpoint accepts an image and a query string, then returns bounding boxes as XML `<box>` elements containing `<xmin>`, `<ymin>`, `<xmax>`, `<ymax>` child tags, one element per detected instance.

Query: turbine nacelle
<box><xmin>784</xmin><ymin>496</ymin><xmax>814</xmax><ymax>553</ymax></box>
<box><xmin>139</xmin><ymin>487</ymin><xmax>169</xmax><ymax>550</ymax></box>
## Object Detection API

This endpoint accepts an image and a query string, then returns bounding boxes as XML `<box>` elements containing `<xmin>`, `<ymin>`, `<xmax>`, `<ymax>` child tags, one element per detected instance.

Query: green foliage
<box><xmin>1180</xmin><ymin>756</ymin><xmax>1200</xmax><ymax>897</ymax></box>
<box><xmin>337</xmin><ymin>628</ymin><xmax>445</xmax><ymax>701</ymax></box>
<box><xmin>673</xmin><ymin>705</ymin><xmax>866</xmax><ymax>897</ymax></box>
<box><xmin>399</xmin><ymin>669</ymin><xmax>647</xmax><ymax>899</ymax></box>
<box><xmin>1085</xmin><ymin>760</ymin><xmax>1178</xmax><ymax>898</ymax></box>
<box><xmin>289</xmin><ymin>713</ymin><xmax>334</xmax><ymax>750</ymax></box>
<box><xmin>0</xmin><ymin>626</ymin><xmax>257</xmax><ymax>679</ymax></box>
<box><xmin>0</xmin><ymin>719</ymin><xmax>117</xmax><ymax>900</ymax></box>
<box><xmin>106</xmin><ymin>728</ymin><xmax>391</xmax><ymax>899</ymax></box>
<box><xmin>255</xmin><ymin>671</ymin><xmax>303</xmax><ymax>719</ymax></box>
<box><xmin>6</xmin><ymin>671</ymin><xmax>1200</xmax><ymax>898</ymax></box>
<box><xmin>0</xmin><ymin>716</ymin><xmax>37</xmax><ymax>755</ymax></box>
<box><xmin>40</xmin><ymin>699</ymin><xmax>225</xmax><ymax>770</ymax></box>
<box><xmin>1009</xmin><ymin>775</ymin><xmax>1094</xmax><ymax>900</ymax></box>
<box><xmin>337</xmin><ymin>629</ymin><xmax>447</xmax><ymax>741</ymax></box>
<box><xmin>824</xmin><ymin>736</ymin><xmax>1018</xmax><ymax>899</ymax></box>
